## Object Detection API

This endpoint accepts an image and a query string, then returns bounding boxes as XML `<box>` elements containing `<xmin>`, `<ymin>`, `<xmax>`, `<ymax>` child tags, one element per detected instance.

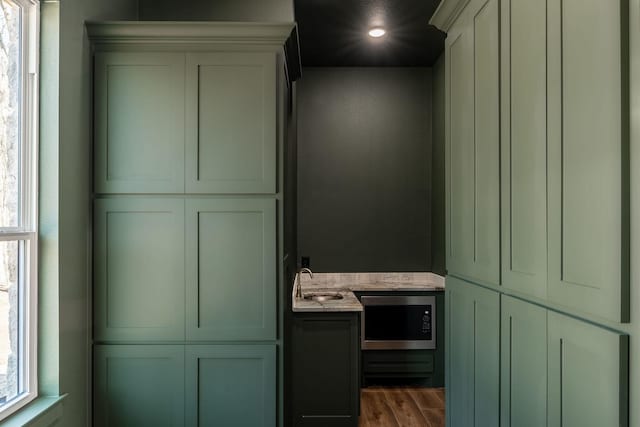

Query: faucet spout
<box><xmin>295</xmin><ymin>268</ymin><xmax>313</xmax><ymax>299</ymax></box>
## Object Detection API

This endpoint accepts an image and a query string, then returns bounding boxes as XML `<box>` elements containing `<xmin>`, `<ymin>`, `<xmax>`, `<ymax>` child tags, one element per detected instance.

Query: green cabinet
<box><xmin>94</xmin><ymin>52</ymin><xmax>186</xmax><ymax>194</ymax></box>
<box><xmin>94</xmin><ymin>345</ymin><xmax>185</xmax><ymax>427</ymax></box>
<box><xmin>434</xmin><ymin>0</ymin><xmax>632</xmax><ymax>424</ymax></box>
<box><xmin>500</xmin><ymin>298</ymin><xmax>630</xmax><ymax>427</ymax></box>
<box><xmin>444</xmin><ymin>0</ymin><xmax>630</xmax><ymax>321</ymax></box>
<box><xmin>94</xmin><ymin>198</ymin><xmax>186</xmax><ymax>341</ymax></box>
<box><xmin>185</xmin><ymin>345</ymin><xmax>276</xmax><ymax>427</ymax></box>
<box><xmin>89</xmin><ymin>22</ymin><xmax>299</xmax><ymax>427</ymax></box>
<box><xmin>445</xmin><ymin>277</ymin><xmax>499</xmax><ymax>427</ymax></box>
<box><xmin>95</xmin><ymin>50</ymin><xmax>278</xmax><ymax>195</ymax></box>
<box><xmin>291</xmin><ymin>313</ymin><xmax>360</xmax><ymax>427</ymax></box>
<box><xmin>500</xmin><ymin>296</ymin><xmax>547</xmax><ymax>427</ymax></box>
<box><xmin>496</xmin><ymin>0</ymin><xmax>630</xmax><ymax>318</ymax></box>
<box><xmin>95</xmin><ymin>344</ymin><xmax>276</xmax><ymax>427</ymax></box>
<box><xmin>185</xmin><ymin>198</ymin><xmax>276</xmax><ymax>341</ymax></box>
<box><xmin>185</xmin><ymin>52</ymin><xmax>277</xmax><ymax>194</ymax></box>
<box><xmin>548</xmin><ymin>311</ymin><xmax>629</xmax><ymax>427</ymax></box>
<box><xmin>499</xmin><ymin>0</ymin><xmax>548</xmax><ymax>299</ymax></box>
<box><xmin>546</xmin><ymin>0</ymin><xmax>630</xmax><ymax>322</ymax></box>
<box><xmin>499</xmin><ymin>0</ymin><xmax>630</xmax><ymax>319</ymax></box>
<box><xmin>445</xmin><ymin>0</ymin><xmax>500</xmax><ymax>286</ymax></box>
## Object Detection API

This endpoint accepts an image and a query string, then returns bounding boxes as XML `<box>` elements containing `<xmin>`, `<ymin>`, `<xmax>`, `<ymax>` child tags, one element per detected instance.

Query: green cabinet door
<box><xmin>500</xmin><ymin>0</ymin><xmax>548</xmax><ymax>298</ymax></box>
<box><xmin>94</xmin><ymin>52</ymin><xmax>185</xmax><ymax>193</ymax></box>
<box><xmin>94</xmin><ymin>345</ymin><xmax>185</xmax><ymax>427</ymax></box>
<box><xmin>292</xmin><ymin>313</ymin><xmax>359</xmax><ymax>427</ymax></box>
<box><xmin>185</xmin><ymin>345</ymin><xmax>276</xmax><ymax>427</ymax></box>
<box><xmin>547</xmin><ymin>0</ymin><xmax>630</xmax><ymax>322</ymax></box>
<box><xmin>185</xmin><ymin>52</ymin><xmax>277</xmax><ymax>194</ymax></box>
<box><xmin>446</xmin><ymin>0</ymin><xmax>500</xmax><ymax>286</ymax></box>
<box><xmin>547</xmin><ymin>312</ymin><xmax>629</xmax><ymax>427</ymax></box>
<box><xmin>94</xmin><ymin>198</ymin><xmax>185</xmax><ymax>341</ymax></box>
<box><xmin>500</xmin><ymin>296</ymin><xmax>547</xmax><ymax>427</ymax></box>
<box><xmin>446</xmin><ymin>277</ymin><xmax>500</xmax><ymax>427</ymax></box>
<box><xmin>186</xmin><ymin>198</ymin><xmax>276</xmax><ymax>340</ymax></box>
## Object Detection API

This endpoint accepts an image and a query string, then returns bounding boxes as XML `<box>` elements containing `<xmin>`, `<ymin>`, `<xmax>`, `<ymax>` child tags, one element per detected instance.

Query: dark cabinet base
<box><xmin>291</xmin><ymin>312</ymin><xmax>360</xmax><ymax>427</ymax></box>
<box><xmin>362</xmin><ymin>350</ymin><xmax>440</xmax><ymax>387</ymax></box>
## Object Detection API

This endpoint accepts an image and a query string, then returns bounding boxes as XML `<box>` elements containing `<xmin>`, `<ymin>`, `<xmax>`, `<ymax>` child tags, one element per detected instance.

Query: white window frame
<box><xmin>0</xmin><ymin>0</ymin><xmax>39</xmax><ymax>421</ymax></box>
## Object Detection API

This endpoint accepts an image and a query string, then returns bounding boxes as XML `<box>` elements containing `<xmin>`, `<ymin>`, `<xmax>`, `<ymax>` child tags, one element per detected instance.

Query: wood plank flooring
<box><xmin>359</xmin><ymin>387</ymin><xmax>445</xmax><ymax>427</ymax></box>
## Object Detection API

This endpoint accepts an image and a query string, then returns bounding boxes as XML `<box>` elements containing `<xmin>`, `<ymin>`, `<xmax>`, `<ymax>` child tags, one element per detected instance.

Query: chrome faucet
<box><xmin>295</xmin><ymin>268</ymin><xmax>313</xmax><ymax>299</ymax></box>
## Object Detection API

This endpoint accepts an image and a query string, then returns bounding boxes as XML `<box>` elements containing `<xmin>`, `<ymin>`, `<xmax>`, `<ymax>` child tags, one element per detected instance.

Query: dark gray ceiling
<box><xmin>294</xmin><ymin>0</ymin><xmax>445</xmax><ymax>67</ymax></box>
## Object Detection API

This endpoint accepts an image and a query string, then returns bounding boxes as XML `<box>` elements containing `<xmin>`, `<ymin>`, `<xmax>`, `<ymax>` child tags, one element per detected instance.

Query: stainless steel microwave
<box><xmin>361</xmin><ymin>295</ymin><xmax>436</xmax><ymax>350</ymax></box>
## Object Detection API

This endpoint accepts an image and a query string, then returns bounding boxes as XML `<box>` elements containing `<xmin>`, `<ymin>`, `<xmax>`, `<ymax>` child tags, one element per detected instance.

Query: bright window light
<box><xmin>0</xmin><ymin>0</ymin><xmax>39</xmax><ymax>420</ymax></box>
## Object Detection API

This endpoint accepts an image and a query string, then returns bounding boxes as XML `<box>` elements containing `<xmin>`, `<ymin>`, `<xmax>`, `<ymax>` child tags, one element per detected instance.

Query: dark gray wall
<box><xmin>138</xmin><ymin>0</ymin><xmax>294</xmax><ymax>21</ymax></box>
<box><xmin>297</xmin><ymin>67</ymin><xmax>433</xmax><ymax>272</ymax></box>
<box><xmin>431</xmin><ymin>55</ymin><xmax>446</xmax><ymax>275</ymax></box>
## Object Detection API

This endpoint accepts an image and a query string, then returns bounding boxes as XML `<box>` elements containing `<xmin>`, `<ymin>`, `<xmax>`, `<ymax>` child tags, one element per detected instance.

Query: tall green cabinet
<box><xmin>432</xmin><ymin>0</ymin><xmax>631</xmax><ymax>425</ymax></box>
<box><xmin>88</xmin><ymin>22</ymin><xmax>301</xmax><ymax>427</ymax></box>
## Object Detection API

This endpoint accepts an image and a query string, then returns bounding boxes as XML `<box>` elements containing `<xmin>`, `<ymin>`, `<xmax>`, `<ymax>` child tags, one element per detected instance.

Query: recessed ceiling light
<box><xmin>368</xmin><ymin>27</ymin><xmax>386</xmax><ymax>38</ymax></box>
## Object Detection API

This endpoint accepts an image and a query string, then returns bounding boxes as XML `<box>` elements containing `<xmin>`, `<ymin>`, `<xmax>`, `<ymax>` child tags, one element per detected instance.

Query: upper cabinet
<box><xmin>499</xmin><ymin>0</ymin><xmax>548</xmax><ymax>299</ymax></box>
<box><xmin>434</xmin><ymin>0</ymin><xmax>630</xmax><ymax>322</ymax></box>
<box><xmin>546</xmin><ymin>0</ymin><xmax>630</xmax><ymax>322</ymax></box>
<box><xmin>94</xmin><ymin>52</ymin><xmax>186</xmax><ymax>193</ymax></box>
<box><xmin>444</xmin><ymin>0</ymin><xmax>501</xmax><ymax>286</ymax></box>
<box><xmin>185</xmin><ymin>52</ymin><xmax>277</xmax><ymax>194</ymax></box>
<box><xmin>90</xmin><ymin>23</ymin><xmax>300</xmax><ymax>195</ymax></box>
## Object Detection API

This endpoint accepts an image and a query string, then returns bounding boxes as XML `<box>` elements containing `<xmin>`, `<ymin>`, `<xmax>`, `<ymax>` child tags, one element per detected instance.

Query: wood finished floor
<box><xmin>359</xmin><ymin>387</ymin><xmax>445</xmax><ymax>427</ymax></box>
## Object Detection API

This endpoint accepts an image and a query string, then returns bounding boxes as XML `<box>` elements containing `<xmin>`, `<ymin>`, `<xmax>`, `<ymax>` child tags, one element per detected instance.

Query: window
<box><xmin>0</xmin><ymin>0</ymin><xmax>38</xmax><ymax>420</ymax></box>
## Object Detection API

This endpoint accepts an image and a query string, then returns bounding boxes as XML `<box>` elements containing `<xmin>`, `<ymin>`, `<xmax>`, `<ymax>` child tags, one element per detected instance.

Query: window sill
<box><xmin>0</xmin><ymin>395</ymin><xmax>66</xmax><ymax>427</ymax></box>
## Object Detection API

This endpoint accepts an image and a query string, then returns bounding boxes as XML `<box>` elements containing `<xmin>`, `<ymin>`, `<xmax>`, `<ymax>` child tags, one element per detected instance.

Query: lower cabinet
<box><xmin>500</xmin><ymin>296</ymin><xmax>547</xmax><ymax>427</ymax></box>
<box><xmin>361</xmin><ymin>350</ymin><xmax>439</xmax><ymax>387</ymax></box>
<box><xmin>291</xmin><ymin>313</ymin><xmax>360</xmax><ymax>427</ymax></box>
<box><xmin>500</xmin><ymin>297</ymin><xmax>629</xmax><ymax>427</ymax></box>
<box><xmin>447</xmin><ymin>281</ymin><xmax>630</xmax><ymax>427</ymax></box>
<box><xmin>445</xmin><ymin>277</ymin><xmax>500</xmax><ymax>427</ymax></box>
<box><xmin>547</xmin><ymin>312</ymin><xmax>628</xmax><ymax>427</ymax></box>
<box><xmin>94</xmin><ymin>344</ymin><xmax>276</xmax><ymax>427</ymax></box>
<box><xmin>94</xmin><ymin>345</ymin><xmax>185</xmax><ymax>427</ymax></box>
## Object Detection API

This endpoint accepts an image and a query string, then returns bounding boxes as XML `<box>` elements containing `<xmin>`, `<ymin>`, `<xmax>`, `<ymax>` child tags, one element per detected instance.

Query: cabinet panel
<box><xmin>500</xmin><ymin>296</ymin><xmax>547</xmax><ymax>427</ymax></box>
<box><xmin>94</xmin><ymin>345</ymin><xmax>185</xmax><ymax>427</ymax></box>
<box><xmin>185</xmin><ymin>345</ymin><xmax>276</xmax><ymax>427</ymax></box>
<box><xmin>186</xmin><ymin>52</ymin><xmax>277</xmax><ymax>194</ymax></box>
<box><xmin>94</xmin><ymin>198</ymin><xmax>185</xmax><ymax>341</ymax></box>
<box><xmin>94</xmin><ymin>52</ymin><xmax>185</xmax><ymax>193</ymax></box>
<box><xmin>500</xmin><ymin>0</ymin><xmax>548</xmax><ymax>297</ymax></box>
<box><xmin>446</xmin><ymin>0</ymin><xmax>500</xmax><ymax>286</ymax></box>
<box><xmin>472</xmin><ymin>0</ymin><xmax>501</xmax><ymax>285</ymax></box>
<box><xmin>547</xmin><ymin>0</ymin><xmax>630</xmax><ymax>321</ymax></box>
<box><xmin>292</xmin><ymin>313</ymin><xmax>359</xmax><ymax>427</ymax></box>
<box><xmin>186</xmin><ymin>198</ymin><xmax>276</xmax><ymax>340</ymax></box>
<box><xmin>446</xmin><ymin>277</ymin><xmax>500</xmax><ymax>427</ymax></box>
<box><xmin>447</xmin><ymin>28</ymin><xmax>474</xmax><ymax>278</ymax></box>
<box><xmin>548</xmin><ymin>312</ymin><xmax>629</xmax><ymax>427</ymax></box>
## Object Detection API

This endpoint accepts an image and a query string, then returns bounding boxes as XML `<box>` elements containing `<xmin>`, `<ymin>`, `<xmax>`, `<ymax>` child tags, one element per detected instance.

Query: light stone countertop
<box><xmin>292</xmin><ymin>272</ymin><xmax>445</xmax><ymax>312</ymax></box>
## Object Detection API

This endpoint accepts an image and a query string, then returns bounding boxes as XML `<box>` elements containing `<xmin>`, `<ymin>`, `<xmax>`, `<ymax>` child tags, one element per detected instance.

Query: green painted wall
<box><xmin>297</xmin><ymin>67</ymin><xmax>434</xmax><ymax>272</ymax></box>
<box><xmin>40</xmin><ymin>1</ymin><xmax>139</xmax><ymax>426</ymax></box>
<box><xmin>431</xmin><ymin>55</ymin><xmax>446</xmax><ymax>276</ymax></box>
